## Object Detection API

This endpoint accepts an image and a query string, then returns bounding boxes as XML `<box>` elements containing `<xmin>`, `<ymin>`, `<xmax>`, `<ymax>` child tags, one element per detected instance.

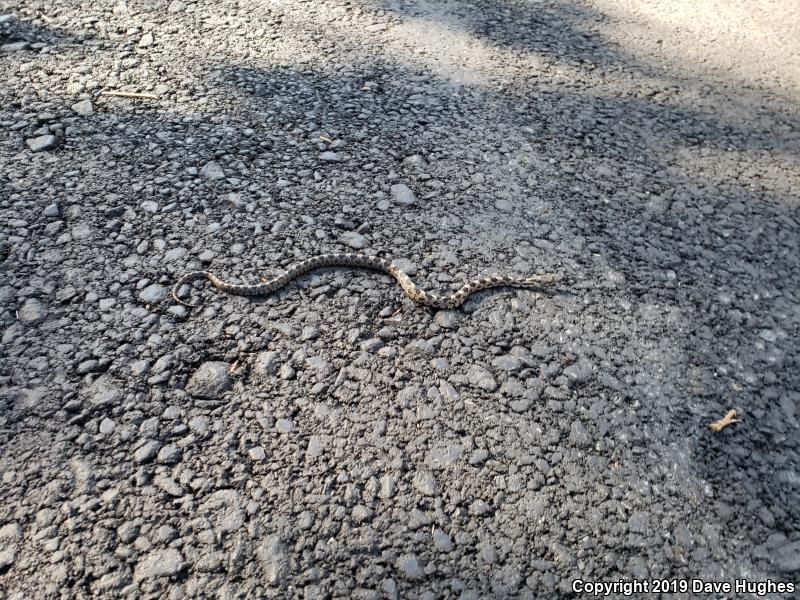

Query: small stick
<box><xmin>101</xmin><ymin>90</ymin><xmax>160</xmax><ymax>100</ymax></box>
<box><xmin>708</xmin><ymin>409</ymin><xmax>741</xmax><ymax>432</ymax></box>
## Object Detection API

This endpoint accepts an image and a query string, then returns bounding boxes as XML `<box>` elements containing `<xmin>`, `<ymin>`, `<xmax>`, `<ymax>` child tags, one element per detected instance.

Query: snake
<box><xmin>171</xmin><ymin>253</ymin><xmax>562</xmax><ymax>310</ymax></box>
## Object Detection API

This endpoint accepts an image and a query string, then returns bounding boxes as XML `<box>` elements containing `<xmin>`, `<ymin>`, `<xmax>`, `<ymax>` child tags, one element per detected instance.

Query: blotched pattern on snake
<box><xmin>172</xmin><ymin>253</ymin><xmax>562</xmax><ymax>310</ymax></box>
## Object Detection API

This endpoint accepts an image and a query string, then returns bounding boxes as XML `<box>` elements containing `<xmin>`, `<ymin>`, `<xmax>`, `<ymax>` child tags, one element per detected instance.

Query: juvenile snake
<box><xmin>171</xmin><ymin>253</ymin><xmax>561</xmax><ymax>310</ymax></box>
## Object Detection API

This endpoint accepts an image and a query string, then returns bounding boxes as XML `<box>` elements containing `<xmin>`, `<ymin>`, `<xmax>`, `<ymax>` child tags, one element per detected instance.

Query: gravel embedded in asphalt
<box><xmin>0</xmin><ymin>0</ymin><xmax>798</xmax><ymax>597</ymax></box>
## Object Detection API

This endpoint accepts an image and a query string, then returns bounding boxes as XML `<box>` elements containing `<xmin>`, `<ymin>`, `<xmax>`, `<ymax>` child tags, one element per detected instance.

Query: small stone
<box><xmin>433</xmin><ymin>529</ymin><xmax>453</xmax><ymax>552</ymax></box>
<box><xmin>185</xmin><ymin>362</ymin><xmax>232</xmax><ymax>398</ymax></box>
<box><xmin>413</xmin><ymin>471</ymin><xmax>438</xmax><ymax>497</ymax></box>
<box><xmin>77</xmin><ymin>359</ymin><xmax>98</xmax><ymax>376</ymax></box>
<box><xmin>43</xmin><ymin>202</ymin><xmax>60</xmax><ymax>217</ymax></box>
<box><xmin>117</xmin><ymin>522</ymin><xmax>139</xmax><ymax>543</ymax></box>
<box><xmin>138</xmin><ymin>32</ymin><xmax>154</xmax><ymax>48</ymax></box>
<box><xmin>26</xmin><ymin>135</ymin><xmax>58</xmax><ymax>152</ymax></box>
<box><xmin>467</xmin><ymin>365</ymin><xmax>498</xmax><ymax>392</ymax></box>
<box><xmin>569</xmin><ymin>420</ymin><xmax>591</xmax><ymax>447</ymax></box>
<box><xmin>0</xmin><ymin>547</ymin><xmax>16</xmax><ymax>569</ymax></box>
<box><xmin>138</xmin><ymin>284</ymin><xmax>166</xmax><ymax>304</ymax></box>
<box><xmin>99</xmin><ymin>418</ymin><xmax>115</xmax><ymax>435</ymax></box>
<box><xmin>1</xmin><ymin>41</ymin><xmax>29</xmax><ymax>52</ymax></box>
<box><xmin>252</xmin><ymin>350</ymin><xmax>278</xmax><ymax>379</ymax></box>
<box><xmin>141</xmin><ymin>200</ymin><xmax>159</xmax><ymax>213</ymax></box>
<box><xmin>0</xmin><ymin>523</ymin><xmax>22</xmax><ymax>542</ymax></box>
<box><xmin>276</xmin><ymin>418</ymin><xmax>293</xmax><ymax>433</ymax></box>
<box><xmin>379</xmin><ymin>475</ymin><xmax>396</xmax><ymax>499</ymax></box>
<box><xmin>200</xmin><ymin>161</ymin><xmax>225</xmax><ymax>180</ymax></box>
<box><xmin>391</xmin><ymin>258</ymin><xmax>418</xmax><ymax>276</ymax></box>
<box><xmin>87</xmin><ymin>375</ymin><xmax>123</xmax><ymax>408</ymax></box>
<box><xmin>772</xmin><ymin>541</ymin><xmax>800</xmax><ymax>573</ymax></box>
<box><xmin>256</xmin><ymin>535</ymin><xmax>289</xmax><ymax>585</ymax></box>
<box><xmin>352</xmin><ymin>505</ymin><xmax>373</xmax><ymax>524</ymax></box>
<box><xmin>248</xmin><ymin>446</ymin><xmax>266</xmax><ymax>461</ymax></box>
<box><xmin>157</xmin><ymin>445</ymin><xmax>182</xmax><ymax>464</ymax></box>
<box><xmin>133</xmin><ymin>548</ymin><xmax>185</xmax><ymax>581</ymax></box>
<box><xmin>18</xmin><ymin>298</ymin><xmax>46</xmax><ymax>323</ymax></box>
<box><xmin>470</xmin><ymin>499</ymin><xmax>492</xmax><ymax>516</ymax></box>
<box><xmin>71</xmin><ymin>100</ymin><xmax>93</xmax><ymax>116</ymax></box>
<box><xmin>164</xmin><ymin>247</ymin><xmax>186</xmax><ymax>262</ymax></box>
<box><xmin>402</xmin><ymin>154</ymin><xmax>427</xmax><ymax>168</ymax></box>
<box><xmin>396</xmin><ymin>553</ymin><xmax>421</xmax><ymax>579</ymax></box>
<box><xmin>155</xmin><ymin>475</ymin><xmax>184</xmax><ymax>497</ymax></box>
<box><xmin>341</xmin><ymin>231</ymin><xmax>366</xmax><ymax>249</ymax></box>
<box><xmin>134</xmin><ymin>440</ymin><xmax>162</xmax><ymax>464</ymax></box>
<box><xmin>390</xmin><ymin>183</ymin><xmax>417</xmax><ymax>206</ymax></box>
<box><xmin>434</xmin><ymin>310</ymin><xmax>458</xmax><ymax>329</ymax></box>
<box><xmin>319</xmin><ymin>151</ymin><xmax>342</xmax><ymax>162</ymax></box>
<box><xmin>627</xmin><ymin>511</ymin><xmax>650</xmax><ymax>534</ymax></box>
<box><xmin>188</xmin><ymin>415</ymin><xmax>210</xmax><ymax>436</ymax></box>
<box><xmin>495</xmin><ymin>198</ymin><xmax>513</xmax><ymax>212</ymax></box>
<box><xmin>491</xmin><ymin>355</ymin><xmax>521</xmax><ymax>371</ymax></box>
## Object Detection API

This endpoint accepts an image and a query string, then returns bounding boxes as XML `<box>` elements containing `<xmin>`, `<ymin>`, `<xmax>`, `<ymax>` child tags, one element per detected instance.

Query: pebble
<box><xmin>133</xmin><ymin>548</ymin><xmax>185</xmax><ymax>581</ymax></box>
<box><xmin>26</xmin><ymin>135</ymin><xmax>58</xmax><ymax>152</ymax></box>
<box><xmin>138</xmin><ymin>32</ymin><xmax>154</xmax><ymax>48</ymax></box>
<box><xmin>71</xmin><ymin>100</ymin><xmax>93</xmax><ymax>116</ymax></box>
<box><xmin>188</xmin><ymin>415</ymin><xmax>210</xmax><ymax>436</ymax></box>
<box><xmin>138</xmin><ymin>284</ymin><xmax>167</xmax><ymax>304</ymax></box>
<box><xmin>0</xmin><ymin>547</ymin><xmax>16</xmax><ymax>569</ymax></box>
<box><xmin>248</xmin><ymin>446</ymin><xmax>266</xmax><ymax>461</ymax></box>
<box><xmin>2</xmin><ymin>40</ymin><xmax>29</xmax><ymax>52</ymax></box>
<box><xmin>402</xmin><ymin>155</ymin><xmax>427</xmax><ymax>168</ymax></box>
<box><xmin>253</xmin><ymin>351</ymin><xmax>279</xmax><ymax>378</ymax></box>
<box><xmin>276</xmin><ymin>418</ymin><xmax>293</xmax><ymax>433</ymax></box>
<box><xmin>0</xmin><ymin>523</ymin><xmax>21</xmax><ymax>568</ymax></box>
<box><xmin>185</xmin><ymin>362</ymin><xmax>232</xmax><ymax>398</ymax></box>
<box><xmin>141</xmin><ymin>200</ymin><xmax>159</xmax><ymax>213</ymax></box>
<box><xmin>772</xmin><ymin>541</ymin><xmax>800</xmax><ymax>573</ymax></box>
<box><xmin>412</xmin><ymin>471</ymin><xmax>438</xmax><ymax>496</ymax></box>
<box><xmin>438</xmin><ymin>381</ymin><xmax>460</xmax><ymax>402</ymax></box>
<box><xmin>396</xmin><ymin>553</ymin><xmax>422</xmax><ymax>579</ymax></box>
<box><xmin>319</xmin><ymin>151</ymin><xmax>342</xmax><ymax>162</ymax></box>
<box><xmin>424</xmin><ymin>443</ymin><xmax>463</xmax><ymax>469</ymax></box>
<box><xmin>390</xmin><ymin>183</ymin><xmax>417</xmax><ymax>206</ymax></box>
<box><xmin>569</xmin><ymin>420</ymin><xmax>591</xmax><ymax>447</ymax></box>
<box><xmin>157</xmin><ymin>445</ymin><xmax>182</xmax><ymax>464</ymax></box>
<box><xmin>200</xmin><ymin>161</ymin><xmax>225</xmax><ymax>180</ymax></box>
<box><xmin>0</xmin><ymin>523</ymin><xmax>22</xmax><ymax>542</ymax></box>
<box><xmin>391</xmin><ymin>258</ymin><xmax>418</xmax><ymax>276</ymax></box>
<box><xmin>134</xmin><ymin>440</ymin><xmax>162</xmax><ymax>464</ymax></box>
<box><xmin>117</xmin><ymin>522</ymin><xmax>139</xmax><ymax>543</ymax></box>
<box><xmin>341</xmin><ymin>231</ymin><xmax>367</xmax><ymax>249</ymax></box>
<box><xmin>467</xmin><ymin>365</ymin><xmax>498</xmax><ymax>392</ymax></box>
<box><xmin>434</xmin><ymin>310</ymin><xmax>458</xmax><ymax>328</ymax></box>
<box><xmin>433</xmin><ymin>529</ymin><xmax>453</xmax><ymax>552</ymax></box>
<box><xmin>164</xmin><ymin>247</ymin><xmax>186</xmax><ymax>262</ymax></box>
<box><xmin>491</xmin><ymin>354</ymin><xmax>521</xmax><ymax>371</ymax></box>
<box><xmin>469</xmin><ymin>449</ymin><xmax>489</xmax><ymax>466</ymax></box>
<box><xmin>470</xmin><ymin>499</ymin><xmax>492</xmax><ymax>516</ymax></box>
<box><xmin>86</xmin><ymin>376</ymin><xmax>123</xmax><ymax>408</ymax></box>
<box><xmin>256</xmin><ymin>535</ymin><xmax>289</xmax><ymax>585</ymax></box>
<box><xmin>18</xmin><ymin>298</ymin><xmax>47</xmax><ymax>323</ymax></box>
<box><xmin>43</xmin><ymin>202</ymin><xmax>60</xmax><ymax>217</ymax></box>
<box><xmin>495</xmin><ymin>198</ymin><xmax>513</xmax><ymax>212</ymax></box>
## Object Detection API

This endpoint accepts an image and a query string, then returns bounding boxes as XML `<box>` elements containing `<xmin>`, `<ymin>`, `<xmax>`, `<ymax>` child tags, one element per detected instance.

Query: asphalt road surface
<box><xmin>1</xmin><ymin>0</ymin><xmax>798</xmax><ymax>598</ymax></box>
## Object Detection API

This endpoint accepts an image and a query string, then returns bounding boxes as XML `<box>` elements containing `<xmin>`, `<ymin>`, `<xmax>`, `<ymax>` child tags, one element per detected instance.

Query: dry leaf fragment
<box><xmin>708</xmin><ymin>409</ymin><xmax>741</xmax><ymax>432</ymax></box>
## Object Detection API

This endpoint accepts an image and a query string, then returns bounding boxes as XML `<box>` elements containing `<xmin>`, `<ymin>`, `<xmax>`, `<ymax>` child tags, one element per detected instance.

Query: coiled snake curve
<box><xmin>172</xmin><ymin>253</ymin><xmax>562</xmax><ymax>310</ymax></box>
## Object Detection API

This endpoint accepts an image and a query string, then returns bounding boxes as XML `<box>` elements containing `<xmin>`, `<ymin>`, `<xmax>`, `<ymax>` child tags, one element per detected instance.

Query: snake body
<box><xmin>171</xmin><ymin>253</ymin><xmax>561</xmax><ymax>310</ymax></box>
